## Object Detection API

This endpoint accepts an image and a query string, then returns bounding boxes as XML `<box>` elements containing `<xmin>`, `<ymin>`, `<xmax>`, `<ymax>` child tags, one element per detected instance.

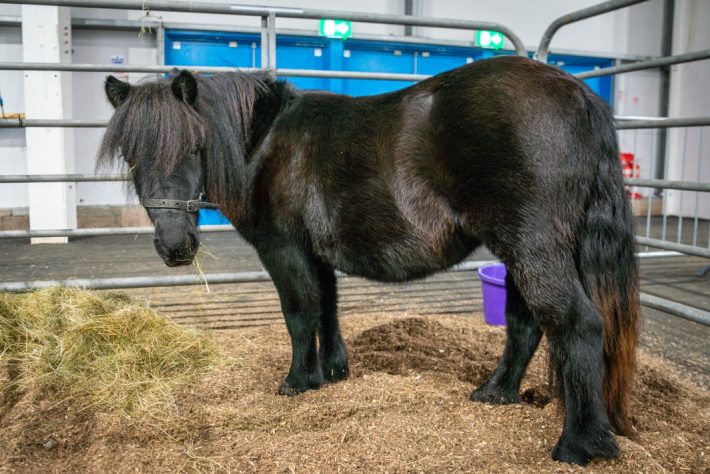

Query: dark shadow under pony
<box><xmin>99</xmin><ymin>56</ymin><xmax>640</xmax><ymax>466</ymax></box>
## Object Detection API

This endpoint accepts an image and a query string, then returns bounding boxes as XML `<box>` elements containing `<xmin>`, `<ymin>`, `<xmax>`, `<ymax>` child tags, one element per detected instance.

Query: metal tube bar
<box><xmin>0</xmin><ymin>61</ymin><xmax>257</xmax><ymax>74</ymax></box>
<box><xmin>3</xmin><ymin>174</ymin><xmax>708</xmax><ymax>192</ymax></box>
<box><xmin>535</xmin><ymin>0</ymin><xmax>649</xmax><ymax>63</ymax></box>
<box><xmin>0</xmin><ymin>62</ymin><xmax>430</xmax><ymax>81</ymax></box>
<box><xmin>640</xmin><ymin>293</ymin><xmax>710</xmax><ymax>326</ymax></box>
<box><xmin>0</xmin><ymin>119</ymin><xmax>108</xmax><ymax>128</ymax></box>
<box><xmin>636</xmin><ymin>251</ymin><xmax>683</xmax><ymax>258</ymax></box>
<box><xmin>6</xmin><ymin>116</ymin><xmax>709</xmax><ymax>129</ymax></box>
<box><xmin>0</xmin><ymin>271</ymin><xmax>272</xmax><ymax>292</ymax></box>
<box><xmin>634</xmin><ymin>237</ymin><xmax>710</xmax><ymax>259</ymax></box>
<box><xmin>1</xmin><ymin>15</ymin><xmax>540</xmax><ymax>54</ymax></box>
<box><xmin>0</xmin><ymin>259</ymin><xmax>497</xmax><ymax>292</ymax></box>
<box><xmin>615</xmin><ymin>116</ymin><xmax>710</xmax><ymax>129</ymax></box>
<box><xmin>0</xmin><ymin>225</ymin><xmax>234</xmax><ymax>239</ymax></box>
<box><xmin>625</xmin><ymin>178</ymin><xmax>710</xmax><ymax>192</ymax></box>
<box><xmin>0</xmin><ymin>0</ymin><xmax>527</xmax><ymax>56</ymax></box>
<box><xmin>0</xmin><ymin>174</ymin><xmax>128</xmax><ymax>183</ymax></box>
<box><xmin>1</xmin><ymin>262</ymin><xmax>706</xmax><ymax>327</ymax></box>
<box><xmin>575</xmin><ymin>48</ymin><xmax>710</xmax><ymax>79</ymax></box>
<box><xmin>275</xmin><ymin>68</ymin><xmax>427</xmax><ymax>81</ymax></box>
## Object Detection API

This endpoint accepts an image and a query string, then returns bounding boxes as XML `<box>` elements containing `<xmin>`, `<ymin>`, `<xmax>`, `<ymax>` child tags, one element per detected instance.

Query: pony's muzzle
<box><xmin>153</xmin><ymin>221</ymin><xmax>199</xmax><ymax>267</ymax></box>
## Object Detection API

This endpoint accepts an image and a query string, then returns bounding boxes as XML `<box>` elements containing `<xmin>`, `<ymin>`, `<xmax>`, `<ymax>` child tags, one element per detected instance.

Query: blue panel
<box><xmin>197</xmin><ymin>208</ymin><xmax>231</xmax><ymax>226</ymax></box>
<box><xmin>416</xmin><ymin>52</ymin><xmax>469</xmax><ymax>76</ymax></box>
<box><xmin>165</xmin><ymin>30</ymin><xmax>260</xmax><ymax>69</ymax></box>
<box><xmin>341</xmin><ymin>41</ymin><xmax>415</xmax><ymax>96</ymax></box>
<box><xmin>275</xmin><ymin>36</ymin><xmax>329</xmax><ymax>91</ymax></box>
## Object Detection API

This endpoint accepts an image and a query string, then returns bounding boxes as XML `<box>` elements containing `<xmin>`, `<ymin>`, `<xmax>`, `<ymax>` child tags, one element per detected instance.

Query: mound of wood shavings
<box><xmin>1</xmin><ymin>312</ymin><xmax>707</xmax><ymax>473</ymax></box>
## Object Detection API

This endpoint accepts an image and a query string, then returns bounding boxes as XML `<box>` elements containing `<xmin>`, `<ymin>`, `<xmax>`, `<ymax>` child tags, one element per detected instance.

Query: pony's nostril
<box><xmin>153</xmin><ymin>237</ymin><xmax>167</xmax><ymax>256</ymax></box>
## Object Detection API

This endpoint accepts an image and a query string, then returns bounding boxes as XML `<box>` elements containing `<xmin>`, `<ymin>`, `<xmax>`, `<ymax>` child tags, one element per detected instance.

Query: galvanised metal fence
<box><xmin>0</xmin><ymin>0</ymin><xmax>708</xmax><ymax>325</ymax></box>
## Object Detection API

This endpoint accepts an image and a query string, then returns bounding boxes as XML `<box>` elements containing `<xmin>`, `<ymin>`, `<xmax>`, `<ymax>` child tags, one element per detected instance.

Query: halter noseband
<box><xmin>140</xmin><ymin>193</ymin><xmax>219</xmax><ymax>213</ymax></box>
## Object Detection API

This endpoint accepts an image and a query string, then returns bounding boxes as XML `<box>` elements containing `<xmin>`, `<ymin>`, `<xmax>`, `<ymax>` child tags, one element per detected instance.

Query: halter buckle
<box><xmin>185</xmin><ymin>200</ymin><xmax>200</xmax><ymax>213</ymax></box>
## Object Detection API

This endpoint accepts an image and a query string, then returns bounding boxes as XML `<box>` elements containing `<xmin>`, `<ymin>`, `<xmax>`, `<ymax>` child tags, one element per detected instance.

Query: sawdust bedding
<box><xmin>2</xmin><ymin>313</ymin><xmax>708</xmax><ymax>473</ymax></box>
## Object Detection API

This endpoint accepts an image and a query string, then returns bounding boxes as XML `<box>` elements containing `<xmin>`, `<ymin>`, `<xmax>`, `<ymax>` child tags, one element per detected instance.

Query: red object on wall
<box><xmin>620</xmin><ymin>153</ymin><xmax>642</xmax><ymax>200</ymax></box>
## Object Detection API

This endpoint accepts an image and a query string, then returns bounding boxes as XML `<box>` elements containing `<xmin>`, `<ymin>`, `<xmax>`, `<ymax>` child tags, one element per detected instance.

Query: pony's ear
<box><xmin>171</xmin><ymin>70</ymin><xmax>198</xmax><ymax>105</ymax></box>
<box><xmin>105</xmin><ymin>75</ymin><xmax>131</xmax><ymax>108</ymax></box>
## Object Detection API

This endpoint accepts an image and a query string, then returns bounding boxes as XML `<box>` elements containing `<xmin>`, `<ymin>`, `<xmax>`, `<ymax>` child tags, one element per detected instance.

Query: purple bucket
<box><xmin>478</xmin><ymin>264</ymin><xmax>507</xmax><ymax>326</ymax></box>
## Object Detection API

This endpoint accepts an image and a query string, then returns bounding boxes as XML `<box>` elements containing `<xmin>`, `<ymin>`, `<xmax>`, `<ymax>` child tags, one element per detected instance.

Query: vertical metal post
<box><xmin>655</xmin><ymin>0</ymin><xmax>674</xmax><ymax>190</ymax></box>
<box><xmin>156</xmin><ymin>22</ymin><xmax>165</xmax><ymax>66</ymax></box>
<box><xmin>691</xmin><ymin>129</ymin><xmax>703</xmax><ymax>246</ymax></box>
<box><xmin>644</xmin><ymin>130</ymin><xmax>657</xmax><ymax>250</ymax></box>
<box><xmin>404</xmin><ymin>0</ymin><xmax>413</xmax><ymax>36</ymax></box>
<box><xmin>260</xmin><ymin>15</ymin><xmax>268</xmax><ymax>68</ymax></box>
<box><xmin>267</xmin><ymin>12</ymin><xmax>276</xmax><ymax>69</ymax></box>
<box><xmin>676</xmin><ymin>128</ymin><xmax>688</xmax><ymax>243</ymax></box>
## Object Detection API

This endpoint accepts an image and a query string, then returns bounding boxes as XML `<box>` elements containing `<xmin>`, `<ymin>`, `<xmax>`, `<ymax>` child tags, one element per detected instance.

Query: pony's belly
<box><xmin>318</xmin><ymin>230</ymin><xmax>476</xmax><ymax>282</ymax></box>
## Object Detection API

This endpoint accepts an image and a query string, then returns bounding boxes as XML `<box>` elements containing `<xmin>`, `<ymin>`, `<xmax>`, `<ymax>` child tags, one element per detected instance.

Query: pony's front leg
<box><xmin>471</xmin><ymin>273</ymin><xmax>542</xmax><ymax>404</ymax></box>
<box><xmin>315</xmin><ymin>261</ymin><xmax>349</xmax><ymax>382</ymax></box>
<box><xmin>258</xmin><ymin>243</ymin><xmax>324</xmax><ymax>396</ymax></box>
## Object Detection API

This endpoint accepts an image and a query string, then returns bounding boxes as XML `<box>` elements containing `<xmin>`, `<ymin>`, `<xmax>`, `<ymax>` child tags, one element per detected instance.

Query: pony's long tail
<box><xmin>578</xmin><ymin>92</ymin><xmax>640</xmax><ymax>437</ymax></box>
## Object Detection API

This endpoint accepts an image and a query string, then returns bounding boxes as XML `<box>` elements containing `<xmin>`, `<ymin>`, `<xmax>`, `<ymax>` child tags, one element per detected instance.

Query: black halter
<box><xmin>140</xmin><ymin>193</ymin><xmax>219</xmax><ymax>213</ymax></box>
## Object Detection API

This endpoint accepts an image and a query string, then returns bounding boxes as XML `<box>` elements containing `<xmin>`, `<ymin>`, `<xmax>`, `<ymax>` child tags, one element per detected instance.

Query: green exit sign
<box><xmin>476</xmin><ymin>30</ymin><xmax>504</xmax><ymax>49</ymax></box>
<box><xmin>319</xmin><ymin>19</ymin><xmax>352</xmax><ymax>39</ymax></box>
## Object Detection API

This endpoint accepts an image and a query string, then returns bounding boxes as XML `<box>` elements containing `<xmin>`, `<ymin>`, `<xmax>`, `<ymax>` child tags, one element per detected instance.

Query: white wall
<box><xmin>71</xmin><ymin>29</ymin><xmax>156</xmax><ymax>205</ymax></box>
<box><xmin>421</xmin><ymin>0</ymin><xmax>663</xmax><ymax>57</ymax></box>
<box><xmin>664</xmin><ymin>0</ymin><xmax>710</xmax><ymax>219</ymax></box>
<box><xmin>616</xmin><ymin>69</ymin><xmax>663</xmax><ymax>197</ymax></box>
<box><xmin>0</xmin><ymin>26</ymin><xmax>27</xmax><ymax>208</ymax></box>
<box><xmin>0</xmin><ymin>0</ymin><xmax>680</xmax><ymax>212</ymax></box>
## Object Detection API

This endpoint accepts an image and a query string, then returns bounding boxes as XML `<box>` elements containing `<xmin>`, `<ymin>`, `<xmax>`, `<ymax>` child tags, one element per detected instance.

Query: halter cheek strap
<box><xmin>140</xmin><ymin>193</ymin><xmax>220</xmax><ymax>213</ymax></box>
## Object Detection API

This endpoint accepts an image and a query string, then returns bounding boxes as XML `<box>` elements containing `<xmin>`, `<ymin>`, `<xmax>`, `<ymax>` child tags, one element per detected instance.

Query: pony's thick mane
<box><xmin>194</xmin><ymin>73</ymin><xmax>271</xmax><ymax>219</ymax></box>
<box><xmin>98</xmin><ymin>72</ymin><xmax>273</xmax><ymax>218</ymax></box>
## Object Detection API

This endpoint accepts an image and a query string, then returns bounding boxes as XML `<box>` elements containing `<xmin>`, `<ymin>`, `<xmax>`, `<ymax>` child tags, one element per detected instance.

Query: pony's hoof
<box><xmin>321</xmin><ymin>349</ymin><xmax>349</xmax><ymax>383</ymax></box>
<box><xmin>470</xmin><ymin>385</ymin><xmax>521</xmax><ymax>405</ymax></box>
<box><xmin>277</xmin><ymin>381</ymin><xmax>305</xmax><ymax>396</ymax></box>
<box><xmin>277</xmin><ymin>372</ymin><xmax>323</xmax><ymax>396</ymax></box>
<box><xmin>323</xmin><ymin>364</ymin><xmax>349</xmax><ymax>383</ymax></box>
<box><xmin>551</xmin><ymin>426</ymin><xmax>619</xmax><ymax>466</ymax></box>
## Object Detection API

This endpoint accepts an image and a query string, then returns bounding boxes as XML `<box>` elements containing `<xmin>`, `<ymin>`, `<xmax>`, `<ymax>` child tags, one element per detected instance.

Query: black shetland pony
<box><xmin>100</xmin><ymin>56</ymin><xmax>639</xmax><ymax>466</ymax></box>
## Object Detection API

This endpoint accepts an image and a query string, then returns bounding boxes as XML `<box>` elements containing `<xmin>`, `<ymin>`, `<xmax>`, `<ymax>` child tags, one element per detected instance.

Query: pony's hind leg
<box><xmin>510</xmin><ymin>255</ymin><xmax>618</xmax><ymax>465</ymax></box>
<box><xmin>258</xmin><ymin>242</ymin><xmax>324</xmax><ymax>396</ymax></box>
<box><xmin>471</xmin><ymin>273</ymin><xmax>542</xmax><ymax>404</ymax></box>
<box><xmin>315</xmin><ymin>261</ymin><xmax>349</xmax><ymax>382</ymax></box>
<box><xmin>546</xmin><ymin>282</ymin><xmax>619</xmax><ymax>465</ymax></box>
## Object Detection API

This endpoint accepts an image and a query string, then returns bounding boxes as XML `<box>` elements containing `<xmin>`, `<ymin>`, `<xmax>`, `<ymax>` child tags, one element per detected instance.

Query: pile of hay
<box><xmin>0</xmin><ymin>288</ymin><xmax>219</xmax><ymax>418</ymax></box>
